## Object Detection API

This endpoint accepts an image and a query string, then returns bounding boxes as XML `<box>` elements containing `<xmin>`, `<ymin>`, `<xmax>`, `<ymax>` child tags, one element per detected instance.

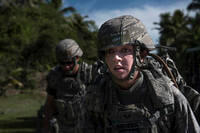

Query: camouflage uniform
<box><xmin>149</xmin><ymin>53</ymin><xmax>200</xmax><ymax>124</ymax></box>
<box><xmin>46</xmin><ymin>39</ymin><xmax>93</xmax><ymax>133</ymax></box>
<box><xmin>80</xmin><ymin>15</ymin><xmax>200</xmax><ymax>133</ymax></box>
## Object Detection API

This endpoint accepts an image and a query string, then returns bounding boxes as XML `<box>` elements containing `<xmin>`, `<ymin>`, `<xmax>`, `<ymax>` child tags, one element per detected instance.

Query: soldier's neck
<box><xmin>114</xmin><ymin>71</ymin><xmax>140</xmax><ymax>90</ymax></box>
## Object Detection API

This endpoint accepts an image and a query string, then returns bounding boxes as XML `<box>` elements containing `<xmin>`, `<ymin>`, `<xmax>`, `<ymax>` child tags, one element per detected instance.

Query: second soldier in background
<box><xmin>43</xmin><ymin>39</ymin><xmax>93</xmax><ymax>133</ymax></box>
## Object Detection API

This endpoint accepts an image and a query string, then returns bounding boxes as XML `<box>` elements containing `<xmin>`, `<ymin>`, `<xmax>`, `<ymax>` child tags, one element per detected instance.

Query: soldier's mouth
<box><xmin>62</xmin><ymin>63</ymin><xmax>74</xmax><ymax>70</ymax></box>
<box><xmin>114</xmin><ymin>67</ymin><xmax>126</xmax><ymax>72</ymax></box>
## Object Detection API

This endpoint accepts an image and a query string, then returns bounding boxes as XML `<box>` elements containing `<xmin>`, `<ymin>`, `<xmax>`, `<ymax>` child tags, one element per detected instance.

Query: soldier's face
<box><xmin>105</xmin><ymin>44</ymin><xmax>134</xmax><ymax>80</ymax></box>
<box><xmin>60</xmin><ymin>57</ymin><xmax>79</xmax><ymax>74</ymax></box>
<box><xmin>61</xmin><ymin>61</ymin><xmax>74</xmax><ymax>71</ymax></box>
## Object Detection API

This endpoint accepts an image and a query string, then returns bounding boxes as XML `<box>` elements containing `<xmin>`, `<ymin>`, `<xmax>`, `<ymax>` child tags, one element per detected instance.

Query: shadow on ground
<box><xmin>0</xmin><ymin>116</ymin><xmax>38</xmax><ymax>133</ymax></box>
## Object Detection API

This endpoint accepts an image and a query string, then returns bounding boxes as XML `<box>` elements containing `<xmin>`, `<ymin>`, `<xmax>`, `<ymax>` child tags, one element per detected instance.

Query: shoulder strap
<box><xmin>85</xmin><ymin>78</ymin><xmax>107</xmax><ymax>113</ymax></box>
<box><xmin>142</xmin><ymin>67</ymin><xmax>175</xmax><ymax>126</ymax></box>
<box><xmin>142</xmin><ymin>69</ymin><xmax>174</xmax><ymax>109</ymax></box>
<box><xmin>79</xmin><ymin>62</ymin><xmax>93</xmax><ymax>85</ymax></box>
<box><xmin>147</xmin><ymin>54</ymin><xmax>200</xmax><ymax>115</ymax></box>
<box><xmin>47</xmin><ymin>66</ymin><xmax>62</xmax><ymax>87</ymax></box>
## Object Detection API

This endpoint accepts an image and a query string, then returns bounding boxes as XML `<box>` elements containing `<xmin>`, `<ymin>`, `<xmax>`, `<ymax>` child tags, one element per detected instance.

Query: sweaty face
<box><xmin>105</xmin><ymin>44</ymin><xmax>134</xmax><ymax>80</ymax></box>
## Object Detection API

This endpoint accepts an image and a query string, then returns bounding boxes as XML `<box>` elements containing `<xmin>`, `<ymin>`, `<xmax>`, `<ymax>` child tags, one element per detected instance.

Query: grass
<box><xmin>0</xmin><ymin>90</ymin><xmax>46</xmax><ymax>133</ymax></box>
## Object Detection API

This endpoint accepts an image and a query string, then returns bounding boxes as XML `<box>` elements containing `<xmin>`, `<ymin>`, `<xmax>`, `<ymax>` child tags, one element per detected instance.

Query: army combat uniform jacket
<box><xmin>81</xmin><ymin>67</ymin><xmax>200</xmax><ymax>133</ymax></box>
<box><xmin>147</xmin><ymin>55</ymin><xmax>200</xmax><ymax>124</ymax></box>
<box><xmin>46</xmin><ymin>62</ymin><xmax>93</xmax><ymax>133</ymax></box>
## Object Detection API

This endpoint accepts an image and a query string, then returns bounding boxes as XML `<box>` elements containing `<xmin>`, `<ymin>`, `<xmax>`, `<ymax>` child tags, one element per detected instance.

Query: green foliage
<box><xmin>0</xmin><ymin>1</ymin><xmax>98</xmax><ymax>91</ymax></box>
<box><xmin>0</xmin><ymin>92</ymin><xmax>46</xmax><ymax>133</ymax></box>
<box><xmin>154</xmin><ymin>0</ymin><xmax>200</xmax><ymax>90</ymax></box>
<box><xmin>66</xmin><ymin>13</ymin><xmax>98</xmax><ymax>63</ymax></box>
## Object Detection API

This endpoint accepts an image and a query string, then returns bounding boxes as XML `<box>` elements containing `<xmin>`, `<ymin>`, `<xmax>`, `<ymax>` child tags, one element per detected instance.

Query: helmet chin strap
<box><xmin>127</xmin><ymin>45</ymin><xmax>142</xmax><ymax>80</ymax></box>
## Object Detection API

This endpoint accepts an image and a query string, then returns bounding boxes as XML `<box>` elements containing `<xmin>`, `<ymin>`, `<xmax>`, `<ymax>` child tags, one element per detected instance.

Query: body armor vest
<box><xmin>55</xmin><ymin>76</ymin><xmax>84</xmax><ymax>126</ymax></box>
<box><xmin>105</xmin><ymin>103</ymin><xmax>158</xmax><ymax>133</ymax></box>
<box><xmin>93</xmin><ymin>69</ymin><xmax>175</xmax><ymax>133</ymax></box>
<box><xmin>48</xmin><ymin>62</ymin><xmax>92</xmax><ymax>133</ymax></box>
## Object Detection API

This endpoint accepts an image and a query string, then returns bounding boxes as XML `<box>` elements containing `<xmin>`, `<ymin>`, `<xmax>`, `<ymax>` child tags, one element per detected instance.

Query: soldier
<box><xmin>43</xmin><ymin>39</ymin><xmax>93</xmax><ymax>133</ymax></box>
<box><xmin>81</xmin><ymin>15</ymin><xmax>200</xmax><ymax>133</ymax></box>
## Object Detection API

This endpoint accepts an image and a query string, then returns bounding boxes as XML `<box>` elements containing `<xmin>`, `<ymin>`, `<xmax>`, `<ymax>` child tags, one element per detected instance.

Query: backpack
<box><xmin>147</xmin><ymin>51</ymin><xmax>200</xmax><ymax>123</ymax></box>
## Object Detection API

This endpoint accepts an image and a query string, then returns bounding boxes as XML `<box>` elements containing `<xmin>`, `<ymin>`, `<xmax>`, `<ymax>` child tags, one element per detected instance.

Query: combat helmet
<box><xmin>98</xmin><ymin>15</ymin><xmax>155</xmax><ymax>58</ymax></box>
<box><xmin>56</xmin><ymin>39</ymin><xmax>83</xmax><ymax>63</ymax></box>
<box><xmin>98</xmin><ymin>15</ymin><xmax>155</xmax><ymax>79</ymax></box>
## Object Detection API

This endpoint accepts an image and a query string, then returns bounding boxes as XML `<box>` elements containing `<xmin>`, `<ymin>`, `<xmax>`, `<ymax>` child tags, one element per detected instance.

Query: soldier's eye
<box><xmin>60</xmin><ymin>61</ymin><xmax>74</xmax><ymax>65</ymax></box>
<box><xmin>120</xmin><ymin>48</ymin><xmax>132</xmax><ymax>54</ymax></box>
<box><xmin>106</xmin><ymin>49</ymin><xmax>115</xmax><ymax>54</ymax></box>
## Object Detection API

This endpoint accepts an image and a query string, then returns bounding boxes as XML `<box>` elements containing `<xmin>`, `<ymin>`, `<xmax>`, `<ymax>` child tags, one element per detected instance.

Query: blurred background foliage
<box><xmin>0</xmin><ymin>0</ymin><xmax>199</xmax><ymax>94</ymax></box>
<box><xmin>0</xmin><ymin>0</ymin><xmax>199</xmax><ymax>132</ymax></box>
<box><xmin>0</xmin><ymin>0</ymin><xmax>98</xmax><ymax>94</ymax></box>
<box><xmin>155</xmin><ymin>0</ymin><xmax>200</xmax><ymax>91</ymax></box>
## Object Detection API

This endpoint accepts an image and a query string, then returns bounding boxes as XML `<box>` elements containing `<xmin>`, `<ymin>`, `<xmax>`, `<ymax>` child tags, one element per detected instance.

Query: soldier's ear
<box><xmin>75</xmin><ymin>56</ymin><xmax>80</xmax><ymax>61</ymax></box>
<box><xmin>75</xmin><ymin>56</ymin><xmax>81</xmax><ymax>64</ymax></box>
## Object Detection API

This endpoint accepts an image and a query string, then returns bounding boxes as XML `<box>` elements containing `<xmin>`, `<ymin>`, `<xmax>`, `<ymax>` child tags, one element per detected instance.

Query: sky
<box><xmin>63</xmin><ymin>0</ymin><xmax>192</xmax><ymax>44</ymax></box>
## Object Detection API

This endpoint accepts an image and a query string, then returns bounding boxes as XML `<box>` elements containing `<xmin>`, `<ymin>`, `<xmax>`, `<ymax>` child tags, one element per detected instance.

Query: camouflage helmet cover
<box><xmin>98</xmin><ymin>15</ymin><xmax>155</xmax><ymax>52</ymax></box>
<box><xmin>56</xmin><ymin>39</ymin><xmax>83</xmax><ymax>62</ymax></box>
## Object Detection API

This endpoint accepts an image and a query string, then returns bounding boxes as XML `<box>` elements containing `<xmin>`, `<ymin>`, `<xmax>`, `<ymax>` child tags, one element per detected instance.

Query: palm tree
<box><xmin>187</xmin><ymin>0</ymin><xmax>200</xmax><ymax>12</ymax></box>
<box><xmin>48</xmin><ymin>0</ymin><xmax>76</xmax><ymax>14</ymax></box>
<box><xmin>66</xmin><ymin>13</ymin><xmax>98</xmax><ymax>62</ymax></box>
<box><xmin>187</xmin><ymin>0</ymin><xmax>200</xmax><ymax>48</ymax></box>
<box><xmin>154</xmin><ymin>10</ymin><xmax>191</xmax><ymax>72</ymax></box>
<box><xmin>155</xmin><ymin>10</ymin><xmax>189</xmax><ymax>49</ymax></box>
<box><xmin>0</xmin><ymin>0</ymin><xmax>45</xmax><ymax>7</ymax></box>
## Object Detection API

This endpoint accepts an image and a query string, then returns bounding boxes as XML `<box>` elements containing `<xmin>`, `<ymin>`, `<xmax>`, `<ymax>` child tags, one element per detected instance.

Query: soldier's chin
<box><xmin>62</xmin><ymin>65</ymin><xmax>74</xmax><ymax>72</ymax></box>
<box><xmin>112</xmin><ymin>74</ymin><xmax>129</xmax><ymax>82</ymax></box>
